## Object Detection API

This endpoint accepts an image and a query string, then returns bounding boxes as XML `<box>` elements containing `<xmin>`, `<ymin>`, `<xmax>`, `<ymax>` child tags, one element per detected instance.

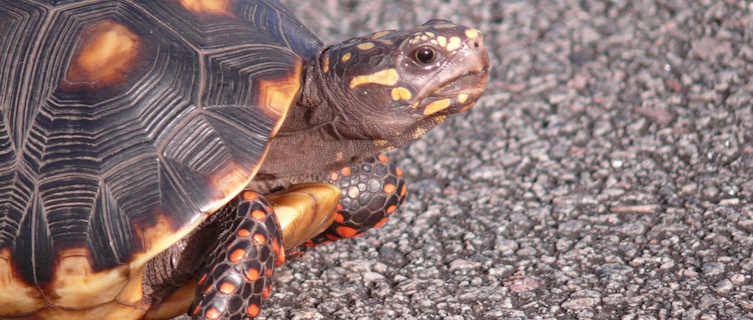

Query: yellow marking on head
<box><xmin>411</xmin><ymin>102</ymin><xmax>420</xmax><ymax>109</ymax></box>
<box><xmin>420</xmin><ymin>35</ymin><xmax>429</xmax><ymax>41</ymax></box>
<box><xmin>426</xmin><ymin>32</ymin><xmax>435</xmax><ymax>38</ymax></box>
<box><xmin>446</xmin><ymin>36</ymin><xmax>462</xmax><ymax>51</ymax></box>
<box><xmin>373</xmin><ymin>139</ymin><xmax>388</xmax><ymax>146</ymax></box>
<box><xmin>433</xmin><ymin>115</ymin><xmax>448</xmax><ymax>124</ymax></box>
<box><xmin>371</xmin><ymin>31</ymin><xmax>391</xmax><ymax>39</ymax></box>
<box><xmin>349</xmin><ymin>68</ymin><xmax>399</xmax><ymax>88</ymax></box>
<box><xmin>335</xmin><ymin>152</ymin><xmax>344</xmax><ymax>160</ymax></box>
<box><xmin>465</xmin><ymin>28</ymin><xmax>480</xmax><ymax>39</ymax></box>
<box><xmin>341</xmin><ymin>52</ymin><xmax>351</xmax><ymax>62</ymax></box>
<box><xmin>379</xmin><ymin>40</ymin><xmax>394</xmax><ymax>45</ymax></box>
<box><xmin>391</xmin><ymin>87</ymin><xmax>412</xmax><ymax>101</ymax></box>
<box><xmin>63</xmin><ymin>20</ymin><xmax>141</xmax><ymax>89</ymax></box>
<box><xmin>176</xmin><ymin>0</ymin><xmax>233</xmax><ymax>17</ymax></box>
<box><xmin>423</xmin><ymin>99</ymin><xmax>451</xmax><ymax>115</ymax></box>
<box><xmin>258</xmin><ymin>58</ymin><xmax>302</xmax><ymax>136</ymax></box>
<box><xmin>458</xmin><ymin>93</ymin><xmax>469</xmax><ymax>103</ymax></box>
<box><xmin>437</xmin><ymin>36</ymin><xmax>447</xmax><ymax>47</ymax></box>
<box><xmin>357</xmin><ymin>42</ymin><xmax>375</xmax><ymax>50</ymax></box>
<box><xmin>322</xmin><ymin>55</ymin><xmax>329</xmax><ymax>73</ymax></box>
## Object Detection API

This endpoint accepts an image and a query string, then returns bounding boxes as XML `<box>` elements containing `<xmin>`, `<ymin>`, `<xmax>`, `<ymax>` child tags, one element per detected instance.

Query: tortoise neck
<box><xmin>254</xmin><ymin>50</ymin><xmax>393</xmax><ymax>181</ymax></box>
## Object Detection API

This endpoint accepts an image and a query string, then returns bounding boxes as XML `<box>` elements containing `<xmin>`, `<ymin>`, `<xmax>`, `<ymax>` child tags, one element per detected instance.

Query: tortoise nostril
<box><xmin>466</xmin><ymin>37</ymin><xmax>481</xmax><ymax>49</ymax></box>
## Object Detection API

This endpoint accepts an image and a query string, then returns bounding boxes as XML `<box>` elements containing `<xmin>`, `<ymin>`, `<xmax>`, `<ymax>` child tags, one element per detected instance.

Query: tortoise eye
<box><xmin>413</xmin><ymin>47</ymin><xmax>436</xmax><ymax>64</ymax></box>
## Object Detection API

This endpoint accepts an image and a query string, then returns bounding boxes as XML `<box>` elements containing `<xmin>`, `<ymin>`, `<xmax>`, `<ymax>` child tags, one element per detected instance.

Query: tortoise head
<box><xmin>315</xmin><ymin>19</ymin><xmax>489</xmax><ymax>142</ymax></box>
<box><xmin>259</xmin><ymin>20</ymin><xmax>489</xmax><ymax>179</ymax></box>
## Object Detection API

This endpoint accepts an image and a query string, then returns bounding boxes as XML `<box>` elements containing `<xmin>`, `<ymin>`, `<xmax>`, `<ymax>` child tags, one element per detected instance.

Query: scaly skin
<box><xmin>301</xmin><ymin>154</ymin><xmax>407</xmax><ymax>248</ymax></box>
<box><xmin>190</xmin><ymin>192</ymin><xmax>283</xmax><ymax>320</ymax></box>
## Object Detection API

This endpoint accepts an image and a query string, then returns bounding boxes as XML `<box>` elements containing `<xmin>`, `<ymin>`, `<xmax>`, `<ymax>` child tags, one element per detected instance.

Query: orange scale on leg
<box><xmin>241</xmin><ymin>191</ymin><xmax>258</xmax><ymax>200</ymax></box>
<box><xmin>253</xmin><ymin>233</ymin><xmax>267</xmax><ymax>245</ymax></box>
<box><xmin>251</xmin><ymin>210</ymin><xmax>267</xmax><ymax>220</ymax></box>
<box><xmin>336</xmin><ymin>226</ymin><xmax>359</xmax><ymax>238</ymax></box>
<box><xmin>246</xmin><ymin>304</ymin><xmax>260</xmax><ymax>317</ymax></box>
<box><xmin>245</xmin><ymin>268</ymin><xmax>260</xmax><ymax>281</ymax></box>
<box><xmin>229</xmin><ymin>248</ymin><xmax>246</xmax><ymax>262</ymax></box>
<box><xmin>374</xmin><ymin>217</ymin><xmax>389</xmax><ymax>228</ymax></box>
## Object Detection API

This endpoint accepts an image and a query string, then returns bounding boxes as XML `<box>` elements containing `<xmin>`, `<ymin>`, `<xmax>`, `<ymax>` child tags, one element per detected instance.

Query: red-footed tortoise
<box><xmin>0</xmin><ymin>0</ymin><xmax>489</xmax><ymax>319</ymax></box>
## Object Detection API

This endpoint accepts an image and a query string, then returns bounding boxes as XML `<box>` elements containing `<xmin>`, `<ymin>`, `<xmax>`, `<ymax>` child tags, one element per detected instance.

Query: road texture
<box><xmin>182</xmin><ymin>0</ymin><xmax>753</xmax><ymax>319</ymax></box>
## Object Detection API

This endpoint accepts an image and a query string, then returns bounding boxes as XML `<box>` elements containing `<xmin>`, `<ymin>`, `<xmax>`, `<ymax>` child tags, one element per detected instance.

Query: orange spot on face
<box><xmin>229</xmin><ymin>249</ymin><xmax>245</xmax><ymax>262</ymax></box>
<box><xmin>63</xmin><ymin>20</ymin><xmax>142</xmax><ymax>90</ymax></box>
<box><xmin>384</xmin><ymin>184</ymin><xmax>397</xmax><ymax>194</ymax></box>
<box><xmin>335</xmin><ymin>213</ymin><xmax>345</xmax><ymax>223</ymax></box>
<box><xmin>197</xmin><ymin>273</ymin><xmax>208</xmax><ymax>285</ymax></box>
<box><xmin>329</xmin><ymin>172</ymin><xmax>339</xmax><ymax>181</ymax></box>
<box><xmin>219</xmin><ymin>282</ymin><xmax>236</xmax><ymax>294</ymax></box>
<box><xmin>326</xmin><ymin>234</ymin><xmax>340</xmax><ymax>241</ymax></box>
<box><xmin>253</xmin><ymin>233</ymin><xmax>267</xmax><ymax>245</ymax></box>
<box><xmin>374</xmin><ymin>217</ymin><xmax>389</xmax><ymax>228</ymax></box>
<box><xmin>206</xmin><ymin>307</ymin><xmax>221</xmax><ymax>320</ymax></box>
<box><xmin>245</xmin><ymin>268</ymin><xmax>259</xmax><ymax>281</ymax></box>
<box><xmin>251</xmin><ymin>210</ymin><xmax>267</xmax><ymax>220</ymax></box>
<box><xmin>242</xmin><ymin>191</ymin><xmax>258</xmax><ymax>200</ymax></box>
<box><xmin>265</xmin><ymin>269</ymin><xmax>272</xmax><ymax>277</ymax></box>
<box><xmin>203</xmin><ymin>284</ymin><xmax>213</xmax><ymax>295</ymax></box>
<box><xmin>400</xmin><ymin>184</ymin><xmax>407</xmax><ymax>197</ymax></box>
<box><xmin>341</xmin><ymin>167</ymin><xmax>351</xmax><ymax>176</ymax></box>
<box><xmin>378</xmin><ymin>154</ymin><xmax>389</xmax><ymax>162</ymax></box>
<box><xmin>175</xmin><ymin>0</ymin><xmax>233</xmax><ymax>17</ymax></box>
<box><xmin>395</xmin><ymin>167</ymin><xmax>403</xmax><ymax>176</ymax></box>
<box><xmin>303</xmin><ymin>240</ymin><xmax>315</xmax><ymax>247</ymax></box>
<box><xmin>192</xmin><ymin>305</ymin><xmax>201</xmax><ymax>316</ymax></box>
<box><xmin>237</xmin><ymin>228</ymin><xmax>250</xmax><ymax>237</ymax></box>
<box><xmin>336</xmin><ymin>203</ymin><xmax>343</xmax><ymax>211</ymax></box>
<box><xmin>263</xmin><ymin>285</ymin><xmax>272</xmax><ymax>298</ymax></box>
<box><xmin>386</xmin><ymin>205</ymin><xmax>397</xmax><ymax>214</ymax></box>
<box><xmin>246</xmin><ymin>304</ymin><xmax>260</xmax><ymax>317</ymax></box>
<box><xmin>336</xmin><ymin>226</ymin><xmax>359</xmax><ymax>238</ymax></box>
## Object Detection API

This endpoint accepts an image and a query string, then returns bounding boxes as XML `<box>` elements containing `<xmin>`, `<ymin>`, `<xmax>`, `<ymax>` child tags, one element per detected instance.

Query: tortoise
<box><xmin>0</xmin><ymin>0</ymin><xmax>489</xmax><ymax>319</ymax></box>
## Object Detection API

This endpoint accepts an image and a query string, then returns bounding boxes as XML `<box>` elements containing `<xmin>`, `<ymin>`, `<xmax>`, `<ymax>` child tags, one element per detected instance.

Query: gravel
<box><xmin>180</xmin><ymin>0</ymin><xmax>753</xmax><ymax>319</ymax></box>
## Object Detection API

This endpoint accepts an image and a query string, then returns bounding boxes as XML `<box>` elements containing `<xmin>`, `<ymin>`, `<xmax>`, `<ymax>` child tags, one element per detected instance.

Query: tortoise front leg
<box><xmin>189</xmin><ymin>192</ymin><xmax>283</xmax><ymax>319</ymax></box>
<box><xmin>299</xmin><ymin>154</ymin><xmax>407</xmax><ymax>249</ymax></box>
<box><xmin>189</xmin><ymin>185</ymin><xmax>339</xmax><ymax>320</ymax></box>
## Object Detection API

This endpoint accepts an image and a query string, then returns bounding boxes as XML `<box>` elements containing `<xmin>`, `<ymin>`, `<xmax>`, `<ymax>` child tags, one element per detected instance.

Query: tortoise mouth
<box><xmin>436</xmin><ymin>68</ymin><xmax>489</xmax><ymax>97</ymax></box>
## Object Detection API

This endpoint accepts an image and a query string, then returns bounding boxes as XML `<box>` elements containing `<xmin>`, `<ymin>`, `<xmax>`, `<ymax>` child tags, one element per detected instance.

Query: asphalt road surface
<box><xmin>182</xmin><ymin>0</ymin><xmax>753</xmax><ymax>319</ymax></box>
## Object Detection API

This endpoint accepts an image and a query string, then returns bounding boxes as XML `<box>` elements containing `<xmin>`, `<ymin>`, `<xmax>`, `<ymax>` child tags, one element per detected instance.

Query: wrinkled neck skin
<box><xmin>253</xmin><ymin>50</ymin><xmax>437</xmax><ymax>186</ymax></box>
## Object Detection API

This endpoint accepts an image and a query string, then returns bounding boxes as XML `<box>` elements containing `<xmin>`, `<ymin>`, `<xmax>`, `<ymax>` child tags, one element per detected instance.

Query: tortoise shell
<box><xmin>0</xmin><ymin>0</ymin><xmax>319</xmax><ymax>316</ymax></box>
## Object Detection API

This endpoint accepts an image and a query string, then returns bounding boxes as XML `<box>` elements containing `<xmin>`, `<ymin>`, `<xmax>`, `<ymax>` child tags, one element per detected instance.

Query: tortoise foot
<box><xmin>303</xmin><ymin>154</ymin><xmax>407</xmax><ymax>248</ymax></box>
<box><xmin>189</xmin><ymin>192</ymin><xmax>283</xmax><ymax>320</ymax></box>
